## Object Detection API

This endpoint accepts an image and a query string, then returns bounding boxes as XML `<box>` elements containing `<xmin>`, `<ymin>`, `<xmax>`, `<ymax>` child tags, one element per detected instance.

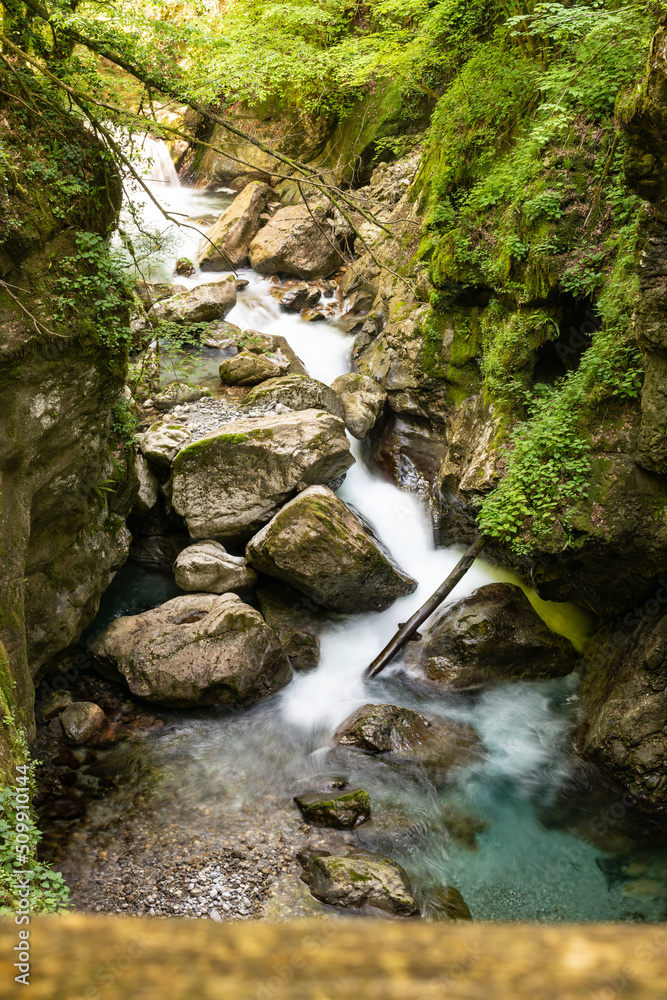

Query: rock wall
<box><xmin>0</xmin><ymin>103</ymin><xmax>133</xmax><ymax>781</ymax></box>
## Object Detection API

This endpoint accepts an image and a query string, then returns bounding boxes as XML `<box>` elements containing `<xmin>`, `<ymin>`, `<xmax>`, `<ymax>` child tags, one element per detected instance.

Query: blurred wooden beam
<box><xmin>3</xmin><ymin>915</ymin><xmax>667</xmax><ymax>999</ymax></box>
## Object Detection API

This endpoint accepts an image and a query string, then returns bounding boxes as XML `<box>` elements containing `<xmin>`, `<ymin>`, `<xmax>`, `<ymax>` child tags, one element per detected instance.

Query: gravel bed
<box><xmin>165</xmin><ymin>397</ymin><xmax>294</xmax><ymax>443</ymax></box>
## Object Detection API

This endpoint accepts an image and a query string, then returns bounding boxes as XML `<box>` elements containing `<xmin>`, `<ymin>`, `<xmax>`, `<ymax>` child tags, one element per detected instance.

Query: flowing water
<box><xmin>53</xmin><ymin>158</ymin><xmax>667</xmax><ymax>923</ymax></box>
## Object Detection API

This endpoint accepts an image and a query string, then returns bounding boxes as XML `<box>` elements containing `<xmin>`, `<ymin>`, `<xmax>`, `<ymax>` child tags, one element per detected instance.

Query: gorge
<box><xmin>2</xmin><ymin>0</ymin><xmax>667</xmax><ymax>932</ymax></box>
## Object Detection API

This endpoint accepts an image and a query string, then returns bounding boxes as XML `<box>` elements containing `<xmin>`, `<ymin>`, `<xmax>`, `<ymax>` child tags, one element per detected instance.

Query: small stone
<box><xmin>294</xmin><ymin>789</ymin><xmax>371</xmax><ymax>829</ymax></box>
<box><xmin>60</xmin><ymin>702</ymin><xmax>106</xmax><ymax>745</ymax></box>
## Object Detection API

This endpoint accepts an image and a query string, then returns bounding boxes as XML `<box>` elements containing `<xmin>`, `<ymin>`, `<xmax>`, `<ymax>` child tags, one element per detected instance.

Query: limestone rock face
<box><xmin>331</xmin><ymin>372</ymin><xmax>387</xmax><ymax>439</ymax></box>
<box><xmin>581</xmin><ymin>604</ymin><xmax>667</xmax><ymax>809</ymax></box>
<box><xmin>294</xmin><ymin>789</ymin><xmax>371</xmax><ymax>829</ymax></box>
<box><xmin>173</xmin><ymin>540</ymin><xmax>257</xmax><ymax>593</ymax></box>
<box><xmin>403</xmin><ymin>583</ymin><xmax>578</xmax><ymax>692</ymax></box>
<box><xmin>245</xmin><ymin>374</ymin><xmax>345</xmax><ymax>419</ymax></box>
<box><xmin>60</xmin><ymin>702</ymin><xmax>106</xmax><ymax>745</ymax></box>
<box><xmin>218</xmin><ymin>351</ymin><xmax>283</xmax><ymax>386</ymax></box>
<box><xmin>153</xmin><ymin>279</ymin><xmax>237</xmax><ymax>324</ymax></box>
<box><xmin>257</xmin><ymin>582</ymin><xmax>325</xmax><ymax>671</ymax></box>
<box><xmin>246</xmin><ymin>486</ymin><xmax>417</xmax><ymax>612</ymax></box>
<box><xmin>298</xmin><ymin>849</ymin><xmax>419</xmax><ymax>916</ymax></box>
<box><xmin>134</xmin><ymin>452</ymin><xmax>159</xmax><ymax>514</ymax></box>
<box><xmin>140</xmin><ymin>420</ymin><xmax>192</xmax><ymax>467</ymax></box>
<box><xmin>197</xmin><ymin>181</ymin><xmax>271</xmax><ymax>270</ymax></box>
<box><xmin>248</xmin><ymin>204</ymin><xmax>343</xmax><ymax>280</ymax></box>
<box><xmin>89</xmin><ymin>593</ymin><xmax>292</xmax><ymax>707</ymax></box>
<box><xmin>334</xmin><ymin>703</ymin><xmax>484</xmax><ymax>779</ymax></box>
<box><xmin>171</xmin><ymin>411</ymin><xmax>354</xmax><ymax>542</ymax></box>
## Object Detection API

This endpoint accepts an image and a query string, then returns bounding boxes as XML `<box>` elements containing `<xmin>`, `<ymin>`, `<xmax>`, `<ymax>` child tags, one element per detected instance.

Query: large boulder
<box><xmin>270</xmin><ymin>283</ymin><xmax>322</xmax><ymax>311</ymax></box>
<box><xmin>246</xmin><ymin>486</ymin><xmax>417</xmax><ymax>612</ymax></box>
<box><xmin>218</xmin><ymin>351</ymin><xmax>283</xmax><ymax>386</ymax></box>
<box><xmin>140</xmin><ymin>420</ymin><xmax>191</xmax><ymax>467</ymax></box>
<box><xmin>152</xmin><ymin>279</ymin><xmax>237</xmax><ymax>324</ymax></box>
<box><xmin>197</xmin><ymin>181</ymin><xmax>271</xmax><ymax>270</ymax></box>
<box><xmin>237</xmin><ymin>330</ymin><xmax>308</xmax><ymax>376</ymax></box>
<box><xmin>245</xmin><ymin>374</ymin><xmax>344</xmax><ymax>419</ymax></box>
<box><xmin>171</xmin><ymin>411</ymin><xmax>354</xmax><ymax>542</ymax></box>
<box><xmin>334</xmin><ymin>703</ymin><xmax>484</xmax><ymax>779</ymax></box>
<box><xmin>298</xmin><ymin>849</ymin><xmax>419</xmax><ymax>916</ymax></box>
<box><xmin>257</xmin><ymin>582</ymin><xmax>325</xmax><ymax>671</ymax></box>
<box><xmin>580</xmin><ymin>605</ymin><xmax>667</xmax><ymax>809</ymax></box>
<box><xmin>173</xmin><ymin>540</ymin><xmax>257</xmax><ymax>593</ymax></box>
<box><xmin>331</xmin><ymin>372</ymin><xmax>387</xmax><ymax>439</ymax></box>
<box><xmin>88</xmin><ymin>593</ymin><xmax>292</xmax><ymax>707</ymax></box>
<box><xmin>403</xmin><ymin>583</ymin><xmax>578</xmax><ymax>692</ymax></box>
<box><xmin>248</xmin><ymin>204</ymin><xmax>343</xmax><ymax>280</ymax></box>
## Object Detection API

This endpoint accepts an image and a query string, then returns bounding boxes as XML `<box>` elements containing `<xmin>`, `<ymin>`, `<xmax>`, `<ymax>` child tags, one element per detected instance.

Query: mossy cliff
<box><xmin>333</xmin><ymin>5</ymin><xmax>667</xmax><ymax>622</ymax></box>
<box><xmin>0</xmin><ymin>99</ymin><xmax>135</xmax><ymax>783</ymax></box>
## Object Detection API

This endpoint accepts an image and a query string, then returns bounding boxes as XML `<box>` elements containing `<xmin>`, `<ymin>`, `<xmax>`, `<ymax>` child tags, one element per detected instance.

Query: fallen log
<box><xmin>366</xmin><ymin>536</ymin><xmax>488</xmax><ymax>678</ymax></box>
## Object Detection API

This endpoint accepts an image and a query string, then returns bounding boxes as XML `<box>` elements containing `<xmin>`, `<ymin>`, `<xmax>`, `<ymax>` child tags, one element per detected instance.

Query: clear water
<box><xmin>72</xmin><ymin>158</ymin><xmax>667</xmax><ymax>922</ymax></box>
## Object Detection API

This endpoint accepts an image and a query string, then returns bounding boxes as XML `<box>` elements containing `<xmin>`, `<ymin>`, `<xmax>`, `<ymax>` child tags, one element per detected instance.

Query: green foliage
<box><xmin>53</xmin><ymin>231</ymin><xmax>133</xmax><ymax>353</ymax></box>
<box><xmin>0</xmin><ymin>718</ymin><xmax>70</xmax><ymax>914</ymax></box>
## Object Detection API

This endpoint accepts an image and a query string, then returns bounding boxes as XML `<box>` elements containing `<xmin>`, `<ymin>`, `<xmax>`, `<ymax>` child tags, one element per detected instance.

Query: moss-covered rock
<box><xmin>246</xmin><ymin>485</ymin><xmax>416</xmax><ymax>612</ymax></box>
<box><xmin>218</xmin><ymin>350</ymin><xmax>284</xmax><ymax>386</ymax></box>
<box><xmin>298</xmin><ymin>848</ymin><xmax>420</xmax><ymax>916</ymax></box>
<box><xmin>580</xmin><ymin>603</ymin><xmax>667</xmax><ymax>809</ymax></box>
<box><xmin>256</xmin><ymin>581</ymin><xmax>326</xmax><ymax>671</ymax></box>
<box><xmin>403</xmin><ymin>583</ymin><xmax>578</xmax><ymax>691</ymax></box>
<box><xmin>171</xmin><ymin>410</ymin><xmax>354</xmax><ymax>541</ymax></box>
<box><xmin>333</xmin><ymin>703</ymin><xmax>484</xmax><ymax>781</ymax></box>
<box><xmin>294</xmin><ymin>788</ymin><xmax>371</xmax><ymax>829</ymax></box>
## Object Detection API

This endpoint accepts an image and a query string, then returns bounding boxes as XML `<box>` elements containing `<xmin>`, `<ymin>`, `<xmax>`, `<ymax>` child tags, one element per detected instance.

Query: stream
<box><xmin>42</xmin><ymin>149</ymin><xmax>667</xmax><ymax>924</ymax></box>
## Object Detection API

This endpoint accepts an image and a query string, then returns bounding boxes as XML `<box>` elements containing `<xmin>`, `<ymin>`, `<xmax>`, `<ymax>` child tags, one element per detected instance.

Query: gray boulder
<box><xmin>298</xmin><ymin>849</ymin><xmax>419</xmax><ymax>916</ymax></box>
<box><xmin>218</xmin><ymin>351</ymin><xmax>283</xmax><ymax>386</ymax></box>
<box><xmin>248</xmin><ymin>204</ymin><xmax>343</xmax><ymax>280</ymax></box>
<box><xmin>404</xmin><ymin>583</ymin><xmax>578</xmax><ymax>692</ymax></box>
<box><xmin>237</xmin><ymin>330</ymin><xmax>307</xmax><ymax>376</ymax></box>
<box><xmin>197</xmin><ymin>181</ymin><xmax>271</xmax><ymax>270</ymax></box>
<box><xmin>334</xmin><ymin>703</ymin><xmax>484</xmax><ymax>779</ymax></box>
<box><xmin>60</xmin><ymin>702</ymin><xmax>106</xmax><ymax>745</ymax></box>
<box><xmin>171</xmin><ymin>411</ymin><xmax>354</xmax><ymax>542</ymax></box>
<box><xmin>246</xmin><ymin>486</ymin><xmax>416</xmax><ymax>612</ymax></box>
<box><xmin>173</xmin><ymin>540</ymin><xmax>257</xmax><ymax>593</ymax></box>
<box><xmin>140</xmin><ymin>420</ymin><xmax>192</xmax><ymax>467</ymax></box>
<box><xmin>257</xmin><ymin>582</ymin><xmax>325</xmax><ymax>671</ymax></box>
<box><xmin>153</xmin><ymin>279</ymin><xmax>237</xmax><ymax>324</ymax></box>
<box><xmin>245</xmin><ymin>374</ymin><xmax>344</xmax><ymax>419</ymax></box>
<box><xmin>89</xmin><ymin>593</ymin><xmax>292</xmax><ymax>707</ymax></box>
<box><xmin>331</xmin><ymin>372</ymin><xmax>387</xmax><ymax>439</ymax></box>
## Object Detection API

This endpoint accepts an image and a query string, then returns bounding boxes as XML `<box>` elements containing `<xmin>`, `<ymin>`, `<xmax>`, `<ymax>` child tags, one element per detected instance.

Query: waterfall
<box><xmin>141</xmin><ymin>135</ymin><xmax>180</xmax><ymax>187</ymax></box>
